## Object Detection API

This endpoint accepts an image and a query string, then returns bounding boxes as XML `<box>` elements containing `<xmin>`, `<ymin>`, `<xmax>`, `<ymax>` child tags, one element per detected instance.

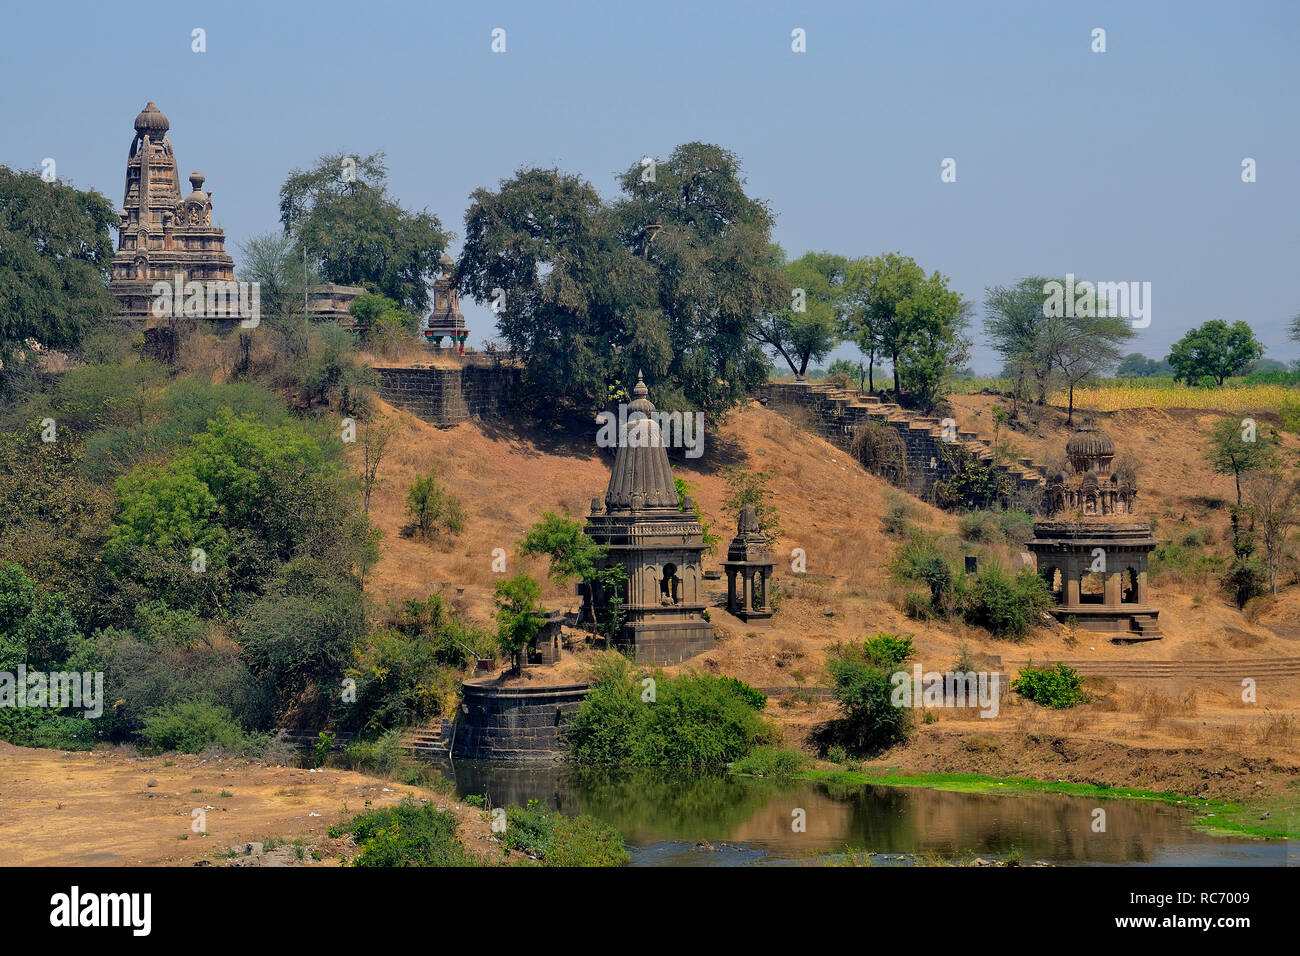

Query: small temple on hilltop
<box><xmin>423</xmin><ymin>252</ymin><xmax>469</xmax><ymax>353</ymax></box>
<box><xmin>108</xmin><ymin>102</ymin><xmax>237</xmax><ymax>323</ymax></box>
<box><xmin>584</xmin><ymin>374</ymin><xmax>714</xmax><ymax>664</ymax></box>
<box><xmin>1026</xmin><ymin>418</ymin><xmax>1161</xmax><ymax>642</ymax></box>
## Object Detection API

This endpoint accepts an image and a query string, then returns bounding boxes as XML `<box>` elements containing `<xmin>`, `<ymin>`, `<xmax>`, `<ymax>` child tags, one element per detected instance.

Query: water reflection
<box><xmin>440</xmin><ymin>760</ymin><xmax>1287</xmax><ymax>866</ymax></box>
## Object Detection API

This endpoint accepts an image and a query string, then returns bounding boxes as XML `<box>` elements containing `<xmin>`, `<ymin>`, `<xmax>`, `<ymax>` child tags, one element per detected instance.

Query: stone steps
<box><xmin>756</xmin><ymin>381</ymin><xmax>1047</xmax><ymax>505</ymax></box>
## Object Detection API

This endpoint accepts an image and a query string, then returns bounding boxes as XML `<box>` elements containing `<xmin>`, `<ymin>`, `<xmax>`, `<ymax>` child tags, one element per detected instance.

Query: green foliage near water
<box><xmin>1011</xmin><ymin>661</ymin><xmax>1089</xmax><ymax>708</ymax></box>
<box><xmin>567</xmin><ymin>654</ymin><xmax>777</xmax><ymax>768</ymax></box>
<box><xmin>139</xmin><ymin>700</ymin><xmax>248</xmax><ymax>753</ymax></box>
<box><xmin>815</xmin><ymin>633</ymin><xmax>916</xmax><ymax>757</ymax></box>
<box><xmin>332</xmin><ymin>798</ymin><xmax>475</xmax><ymax>867</ymax></box>
<box><xmin>498</xmin><ymin>799</ymin><xmax>630</xmax><ymax>866</ymax></box>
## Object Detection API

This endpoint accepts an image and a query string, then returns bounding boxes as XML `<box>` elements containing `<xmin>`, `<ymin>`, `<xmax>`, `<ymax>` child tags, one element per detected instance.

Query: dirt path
<box><xmin>0</xmin><ymin>743</ymin><xmax>502</xmax><ymax>866</ymax></box>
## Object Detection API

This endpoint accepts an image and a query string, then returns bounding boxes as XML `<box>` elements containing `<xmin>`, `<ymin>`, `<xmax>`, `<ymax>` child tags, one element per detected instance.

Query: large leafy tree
<box><xmin>844</xmin><ymin>253</ymin><xmax>968</xmax><ymax>408</ymax></box>
<box><xmin>279</xmin><ymin>152</ymin><xmax>448</xmax><ymax>313</ymax></box>
<box><xmin>0</xmin><ymin>166</ymin><xmax>117</xmax><ymax>384</ymax></box>
<box><xmin>1168</xmin><ymin>319</ymin><xmax>1263</xmax><ymax>386</ymax></box>
<box><xmin>751</xmin><ymin>247</ymin><xmax>844</xmax><ymax>377</ymax></box>
<box><xmin>983</xmin><ymin>277</ymin><xmax>1058</xmax><ymax>415</ymax></box>
<box><xmin>613</xmin><ymin>143</ymin><xmax>784</xmax><ymax>417</ymax></box>
<box><xmin>458</xmin><ymin>167</ymin><xmax>652</xmax><ymax>413</ymax></box>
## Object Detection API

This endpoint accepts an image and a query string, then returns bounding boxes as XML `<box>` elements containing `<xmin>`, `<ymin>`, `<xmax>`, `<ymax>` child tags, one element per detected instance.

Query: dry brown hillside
<box><xmin>356</xmin><ymin>396</ymin><xmax>1300</xmax><ymax>680</ymax></box>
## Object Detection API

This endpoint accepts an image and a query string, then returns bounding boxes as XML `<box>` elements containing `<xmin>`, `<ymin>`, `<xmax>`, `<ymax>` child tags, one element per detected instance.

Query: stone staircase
<box><xmin>756</xmin><ymin>380</ymin><xmax>1046</xmax><ymax>504</ymax></box>
<box><xmin>402</xmin><ymin>719</ymin><xmax>455</xmax><ymax>759</ymax></box>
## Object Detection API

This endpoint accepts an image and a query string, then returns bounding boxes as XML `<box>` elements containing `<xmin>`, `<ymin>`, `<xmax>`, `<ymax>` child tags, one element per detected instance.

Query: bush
<box><xmin>728</xmin><ymin>746</ymin><xmax>807</xmax><ymax>777</ymax></box>
<box><xmin>499</xmin><ymin>800</ymin><xmax>629</xmax><ymax>867</ymax></box>
<box><xmin>567</xmin><ymin>654</ymin><xmax>777</xmax><ymax>767</ymax></box>
<box><xmin>816</xmin><ymin>636</ymin><xmax>915</xmax><ymax>756</ymax></box>
<box><xmin>139</xmin><ymin>700</ymin><xmax>247</xmax><ymax>753</ymax></box>
<box><xmin>405</xmin><ymin>468</ymin><xmax>465</xmax><ymax>540</ymax></box>
<box><xmin>1012</xmin><ymin>661</ymin><xmax>1088</xmax><ymax>708</ymax></box>
<box><xmin>332</xmin><ymin>798</ymin><xmax>474</xmax><ymax>867</ymax></box>
<box><xmin>962</xmin><ymin>564</ymin><xmax>1052</xmax><ymax>639</ymax></box>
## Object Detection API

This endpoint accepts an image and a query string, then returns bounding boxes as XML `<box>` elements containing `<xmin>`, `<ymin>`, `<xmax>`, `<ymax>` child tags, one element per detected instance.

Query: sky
<box><xmin>2</xmin><ymin>0</ymin><xmax>1297</xmax><ymax>373</ymax></box>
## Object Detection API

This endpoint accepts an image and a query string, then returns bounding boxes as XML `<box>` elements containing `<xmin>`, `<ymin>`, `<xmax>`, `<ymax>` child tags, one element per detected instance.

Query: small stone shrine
<box><xmin>721</xmin><ymin>505</ymin><xmax>774</xmax><ymax>623</ymax></box>
<box><xmin>1027</xmin><ymin>419</ymin><xmax>1161</xmax><ymax>641</ymax></box>
<box><xmin>423</xmin><ymin>252</ymin><xmax>469</xmax><ymax>353</ymax></box>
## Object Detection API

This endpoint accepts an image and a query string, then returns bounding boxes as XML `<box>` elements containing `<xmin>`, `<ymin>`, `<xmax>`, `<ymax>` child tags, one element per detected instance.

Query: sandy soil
<box><xmin>0</xmin><ymin>742</ymin><xmax>502</xmax><ymax>867</ymax></box>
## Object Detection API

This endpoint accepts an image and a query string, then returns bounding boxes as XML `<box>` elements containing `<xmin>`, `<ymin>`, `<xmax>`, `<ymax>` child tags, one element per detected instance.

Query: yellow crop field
<box><xmin>1060</xmin><ymin>381</ymin><xmax>1296</xmax><ymax>412</ymax></box>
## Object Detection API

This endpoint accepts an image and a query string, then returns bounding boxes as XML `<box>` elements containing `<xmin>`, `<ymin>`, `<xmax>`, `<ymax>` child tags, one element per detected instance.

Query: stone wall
<box><xmin>756</xmin><ymin>381</ymin><xmax>1045</xmax><ymax>505</ymax></box>
<box><xmin>375</xmin><ymin>363</ymin><xmax>521</xmax><ymax>427</ymax></box>
<box><xmin>451</xmin><ymin>681</ymin><xmax>590</xmax><ymax>761</ymax></box>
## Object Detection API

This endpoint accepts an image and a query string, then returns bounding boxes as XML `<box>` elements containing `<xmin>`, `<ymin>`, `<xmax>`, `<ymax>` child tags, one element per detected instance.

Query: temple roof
<box><xmin>604</xmin><ymin>373</ymin><xmax>679</xmax><ymax>512</ymax></box>
<box><xmin>1066</xmin><ymin>418</ymin><xmax>1116</xmax><ymax>473</ymax></box>
<box><xmin>133</xmin><ymin>101</ymin><xmax>170</xmax><ymax>138</ymax></box>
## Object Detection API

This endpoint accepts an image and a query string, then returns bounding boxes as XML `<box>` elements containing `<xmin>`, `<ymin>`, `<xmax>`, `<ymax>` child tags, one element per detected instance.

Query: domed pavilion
<box><xmin>1026</xmin><ymin>419</ymin><xmax>1162</xmax><ymax>642</ymax></box>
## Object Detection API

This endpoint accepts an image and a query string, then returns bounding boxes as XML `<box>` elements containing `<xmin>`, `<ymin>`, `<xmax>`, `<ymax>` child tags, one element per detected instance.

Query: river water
<box><xmin>440</xmin><ymin>760</ymin><xmax>1292</xmax><ymax>866</ymax></box>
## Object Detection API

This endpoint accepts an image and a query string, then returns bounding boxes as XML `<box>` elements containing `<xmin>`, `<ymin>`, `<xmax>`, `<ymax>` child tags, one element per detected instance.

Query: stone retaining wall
<box><xmin>375</xmin><ymin>364</ymin><xmax>521</xmax><ymax>426</ymax></box>
<box><xmin>451</xmin><ymin>681</ymin><xmax>590</xmax><ymax>761</ymax></box>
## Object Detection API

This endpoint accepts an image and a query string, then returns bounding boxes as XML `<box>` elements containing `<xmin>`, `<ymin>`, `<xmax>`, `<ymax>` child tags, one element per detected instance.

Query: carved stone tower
<box><xmin>423</xmin><ymin>252</ymin><xmax>468</xmax><ymax>352</ymax></box>
<box><xmin>108</xmin><ymin>102</ymin><xmax>236</xmax><ymax>322</ymax></box>
<box><xmin>584</xmin><ymin>374</ymin><xmax>714</xmax><ymax>664</ymax></box>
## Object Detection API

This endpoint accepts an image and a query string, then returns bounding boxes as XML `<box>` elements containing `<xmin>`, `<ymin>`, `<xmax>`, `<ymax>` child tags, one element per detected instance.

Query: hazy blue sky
<box><xmin>3</xmin><ymin>0</ymin><xmax>1297</xmax><ymax>372</ymax></box>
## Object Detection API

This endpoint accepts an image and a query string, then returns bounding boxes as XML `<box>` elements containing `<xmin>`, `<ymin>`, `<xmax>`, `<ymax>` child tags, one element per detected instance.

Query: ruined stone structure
<box><xmin>585</xmin><ymin>374</ymin><xmax>714</xmax><ymax>664</ymax></box>
<box><xmin>423</xmin><ymin>253</ymin><xmax>469</xmax><ymax>353</ymax></box>
<box><xmin>374</xmin><ymin>360</ymin><xmax>521</xmax><ymax>426</ymax></box>
<box><xmin>757</xmin><ymin>380</ymin><xmax>1045</xmax><ymax>504</ymax></box>
<box><xmin>307</xmin><ymin>282</ymin><xmax>366</xmax><ymax>324</ymax></box>
<box><xmin>109</xmin><ymin>102</ymin><xmax>237</xmax><ymax>323</ymax></box>
<box><xmin>721</xmin><ymin>505</ymin><xmax>774</xmax><ymax>624</ymax></box>
<box><xmin>1027</xmin><ymin>420</ymin><xmax>1161</xmax><ymax>641</ymax></box>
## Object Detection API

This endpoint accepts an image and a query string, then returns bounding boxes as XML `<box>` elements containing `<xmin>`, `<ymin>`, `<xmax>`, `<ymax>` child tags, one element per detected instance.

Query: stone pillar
<box><xmin>1065</xmin><ymin>559</ymin><xmax>1081</xmax><ymax>606</ymax></box>
<box><xmin>1104</xmin><ymin>567</ymin><xmax>1122</xmax><ymax>606</ymax></box>
<box><xmin>726</xmin><ymin>569</ymin><xmax>737</xmax><ymax>611</ymax></box>
<box><xmin>742</xmin><ymin>571</ymin><xmax>753</xmax><ymax>614</ymax></box>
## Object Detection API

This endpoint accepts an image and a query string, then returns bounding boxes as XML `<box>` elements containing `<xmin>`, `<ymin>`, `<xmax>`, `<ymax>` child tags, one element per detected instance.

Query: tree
<box><xmin>405</xmin><ymin>469</ymin><xmax>465</xmax><ymax>541</ymax></box>
<box><xmin>458</xmin><ymin>167</ymin><xmax>649</xmax><ymax>416</ymax></box>
<box><xmin>1168</xmin><ymin>320</ymin><xmax>1263</xmax><ymax>386</ymax></box>
<box><xmin>612</xmin><ymin>142</ymin><xmax>784</xmax><ymax>417</ymax></box>
<box><xmin>1243</xmin><ymin>470</ymin><xmax>1299</xmax><ymax>595</ymax></box>
<box><xmin>279</xmin><ymin>152</ymin><xmax>449</xmax><ymax>312</ymax></box>
<box><xmin>1205</xmin><ymin>416</ymin><xmax>1278</xmax><ymax>507</ymax></box>
<box><xmin>984</xmin><ymin>278</ymin><xmax>1057</xmax><ymax>415</ymax></box>
<box><xmin>1116</xmin><ymin>352</ymin><xmax>1174</xmax><ymax>377</ymax></box>
<box><xmin>750</xmin><ymin>247</ymin><xmax>844</xmax><ymax>377</ymax></box>
<box><xmin>236</xmin><ymin>230</ymin><xmax>317</xmax><ymax>324</ymax></box>
<box><xmin>0</xmin><ymin>166</ymin><xmax>117</xmax><ymax>386</ymax></box>
<box><xmin>845</xmin><ymin>253</ymin><xmax>968</xmax><ymax>407</ymax></box>
<box><xmin>1044</xmin><ymin>309</ymin><xmax>1134</xmax><ymax>424</ymax></box>
<box><xmin>358</xmin><ymin>420</ymin><xmax>395</xmax><ymax>513</ymax></box>
<box><xmin>494</xmin><ymin>574</ymin><xmax>545</xmax><ymax>673</ymax></box>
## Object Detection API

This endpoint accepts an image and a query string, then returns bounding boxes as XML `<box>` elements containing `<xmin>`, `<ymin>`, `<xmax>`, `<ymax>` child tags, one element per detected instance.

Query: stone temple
<box><xmin>1026</xmin><ymin>419</ymin><xmax>1161</xmax><ymax>641</ymax></box>
<box><xmin>584</xmin><ymin>374</ymin><xmax>714</xmax><ymax>664</ymax></box>
<box><xmin>108</xmin><ymin>102</ymin><xmax>237</xmax><ymax>323</ymax></box>
<box><xmin>423</xmin><ymin>252</ymin><xmax>469</xmax><ymax>353</ymax></box>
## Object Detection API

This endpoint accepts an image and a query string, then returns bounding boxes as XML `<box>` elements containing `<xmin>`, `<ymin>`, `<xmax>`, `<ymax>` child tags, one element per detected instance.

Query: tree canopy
<box><xmin>0</xmin><ymin>166</ymin><xmax>117</xmax><ymax>384</ymax></box>
<box><xmin>1168</xmin><ymin>320</ymin><xmax>1263</xmax><ymax>386</ymax></box>
<box><xmin>278</xmin><ymin>152</ymin><xmax>449</xmax><ymax>313</ymax></box>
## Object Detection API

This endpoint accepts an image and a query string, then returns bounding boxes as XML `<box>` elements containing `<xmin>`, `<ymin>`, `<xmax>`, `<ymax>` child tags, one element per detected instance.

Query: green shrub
<box><xmin>816</xmin><ymin>637</ymin><xmax>915</xmax><ymax>756</ymax></box>
<box><xmin>728</xmin><ymin>746</ymin><xmax>808</xmax><ymax>777</ymax></box>
<box><xmin>499</xmin><ymin>800</ymin><xmax>629</xmax><ymax>866</ymax></box>
<box><xmin>332</xmin><ymin>798</ymin><xmax>473</xmax><ymax>867</ymax></box>
<box><xmin>958</xmin><ymin>510</ymin><xmax>1000</xmax><ymax>542</ymax></box>
<box><xmin>567</xmin><ymin>655</ymin><xmax>777</xmax><ymax>767</ymax></box>
<box><xmin>1012</xmin><ymin>661</ymin><xmax>1088</xmax><ymax>709</ymax></box>
<box><xmin>139</xmin><ymin>700</ymin><xmax>247</xmax><ymax>753</ymax></box>
<box><xmin>405</xmin><ymin>468</ymin><xmax>465</xmax><ymax>540</ymax></box>
<box><xmin>962</xmin><ymin>563</ymin><xmax>1052</xmax><ymax>639</ymax></box>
